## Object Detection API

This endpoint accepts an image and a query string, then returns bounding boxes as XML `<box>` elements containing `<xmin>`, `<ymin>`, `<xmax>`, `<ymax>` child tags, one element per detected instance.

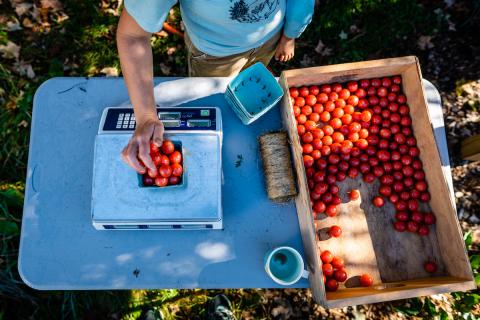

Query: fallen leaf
<box><xmin>100</xmin><ymin>67</ymin><xmax>119</xmax><ymax>77</ymax></box>
<box><xmin>339</xmin><ymin>30</ymin><xmax>348</xmax><ymax>40</ymax></box>
<box><xmin>167</xmin><ymin>47</ymin><xmax>176</xmax><ymax>55</ymax></box>
<box><xmin>14</xmin><ymin>61</ymin><xmax>35</xmax><ymax>79</ymax></box>
<box><xmin>40</xmin><ymin>0</ymin><xmax>63</xmax><ymax>11</ymax></box>
<box><xmin>0</xmin><ymin>41</ymin><xmax>20</xmax><ymax>59</ymax></box>
<box><xmin>417</xmin><ymin>35</ymin><xmax>434</xmax><ymax>50</ymax></box>
<box><xmin>159</xmin><ymin>62</ymin><xmax>171</xmax><ymax>75</ymax></box>
<box><xmin>18</xmin><ymin>120</ymin><xmax>29</xmax><ymax>127</ymax></box>
<box><xmin>314</xmin><ymin>39</ymin><xmax>332</xmax><ymax>56</ymax></box>
<box><xmin>11</xmin><ymin>2</ymin><xmax>33</xmax><ymax>16</ymax></box>
<box><xmin>7</xmin><ymin>19</ymin><xmax>22</xmax><ymax>31</ymax></box>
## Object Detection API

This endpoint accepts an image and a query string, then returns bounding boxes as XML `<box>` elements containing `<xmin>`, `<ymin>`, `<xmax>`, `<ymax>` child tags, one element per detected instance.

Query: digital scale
<box><xmin>91</xmin><ymin>106</ymin><xmax>223</xmax><ymax>230</ymax></box>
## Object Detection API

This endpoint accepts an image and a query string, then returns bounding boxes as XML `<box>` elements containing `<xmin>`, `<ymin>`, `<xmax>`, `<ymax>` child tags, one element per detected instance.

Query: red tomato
<box><xmin>169</xmin><ymin>151</ymin><xmax>182</xmax><ymax>164</ymax></box>
<box><xmin>360</xmin><ymin>274</ymin><xmax>373</xmax><ymax>287</ymax></box>
<box><xmin>320</xmin><ymin>250</ymin><xmax>333</xmax><ymax>263</ymax></box>
<box><xmin>293</xmin><ymin>106</ymin><xmax>301</xmax><ymax>117</ymax></box>
<box><xmin>394</xmin><ymin>221</ymin><xmax>407</xmax><ymax>232</ymax></box>
<box><xmin>339</xmin><ymin>88</ymin><xmax>350</xmax><ymax>100</ymax></box>
<box><xmin>154</xmin><ymin>176</ymin><xmax>168</xmax><ymax>187</ymax></box>
<box><xmin>392</xmin><ymin>76</ymin><xmax>402</xmax><ymax>84</ymax></box>
<box><xmin>303</xmin><ymin>144</ymin><xmax>313</xmax><ymax>154</ymax></box>
<box><xmin>159</xmin><ymin>165</ymin><xmax>172</xmax><ymax>178</ymax></box>
<box><xmin>301</xmin><ymin>105</ymin><xmax>312</xmax><ymax>116</ymax></box>
<box><xmin>418</xmin><ymin>225</ymin><xmax>429</xmax><ymax>236</ymax></box>
<box><xmin>322</xmin><ymin>263</ymin><xmax>334</xmax><ymax>277</ymax></box>
<box><xmin>303</xmin><ymin>121</ymin><xmax>315</xmax><ymax>131</ymax></box>
<box><xmin>150</xmin><ymin>141</ymin><xmax>160</xmax><ymax>154</ymax></box>
<box><xmin>317</xmin><ymin>92</ymin><xmax>329</xmax><ymax>103</ymax></box>
<box><xmin>424</xmin><ymin>212</ymin><xmax>436</xmax><ymax>225</ymax></box>
<box><xmin>347</xmin><ymin>81</ymin><xmax>358</xmax><ymax>92</ymax></box>
<box><xmin>334</xmin><ymin>269</ymin><xmax>348</xmax><ymax>282</ymax></box>
<box><xmin>143</xmin><ymin>175</ymin><xmax>154</xmax><ymax>186</ymax></box>
<box><xmin>331</xmin><ymin>256</ymin><xmax>344</xmax><ymax>269</ymax></box>
<box><xmin>305</xmin><ymin>95</ymin><xmax>317</xmax><ymax>106</ymax></box>
<box><xmin>329</xmin><ymin>118</ymin><xmax>342</xmax><ymax>129</ymax></box>
<box><xmin>147</xmin><ymin>168</ymin><xmax>158</xmax><ymax>178</ymax></box>
<box><xmin>295</xmin><ymin>97</ymin><xmax>306</xmax><ymax>107</ymax></box>
<box><xmin>324</xmin><ymin>101</ymin><xmax>335</xmax><ymax>112</ymax></box>
<box><xmin>309</xmin><ymin>112</ymin><xmax>320</xmax><ymax>122</ymax></box>
<box><xmin>360</xmin><ymin>79</ymin><xmax>370</xmax><ymax>88</ymax></box>
<box><xmin>313</xmin><ymin>200</ymin><xmax>326</xmax><ymax>213</ymax></box>
<box><xmin>325</xmin><ymin>205</ymin><xmax>337</xmax><ymax>217</ymax></box>
<box><xmin>424</xmin><ymin>261</ymin><xmax>437</xmax><ymax>273</ymax></box>
<box><xmin>329</xmin><ymin>225</ymin><xmax>342</xmax><ymax>238</ymax></box>
<box><xmin>299</xmin><ymin>86</ymin><xmax>309</xmax><ymax>97</ymax></box>
<box><xmin>297</xmin><ymin>114</ymin><xmax>307</xmax><ymax>124</ymax></box>
<box><xmin>326</xmin><ymin>278</ymin><xmax>339</xmax><ymax>292</ymax></box>
<box><xmin>303</xmin><ymin>155</ymin><xmax>314</xmax><ymax>167</ymax></box>
<box><xmin>349</xmin><ymin>189</ymin><xmax>360</xmax><ymax>201</ymax></box>
<box><xmin>297</xmin><ymin>124</ymin><xmax>306</xmax><ymax>136</ymax></box>
<box><xmin>289</xmin><ymin>87</ymin><xmax>299</xmax><ymax>98</ymax></box>
<box><xmin>171</xmin><ymin>163</ymin><xmax>183</xmax><ymax>177</ymax></box>
<box><xmin>169</xmin><ymin>176</ymin><xmax>180</xmax><ymax>185</ymax></box>
<box><xmin>152</xmin><ymin>153</ymin><xmax>163</xmax><ymax>166</ymax></box>
<box><xmin>320</xmin><ymin>111</ymin><xmax>331</xmax><ymax>123</ymax></box>
<box><xmin>161</xmin><ymin>141</ymin><xmax>175</xmax><ymax>155</ymax></box>
<box><xmin>372</xmin><ymin>196</ymin><xmax>384</xmax><ymax>207</ymax></box>
<box><xmin>309</xmin><ymin>85</ymin><xmax>320</xmax><ymax>96</ymax></box>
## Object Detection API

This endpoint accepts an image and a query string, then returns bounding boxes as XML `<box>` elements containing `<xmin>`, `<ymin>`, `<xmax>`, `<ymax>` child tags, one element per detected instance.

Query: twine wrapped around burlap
<box><xmin>258</xmin><ymin>131</ymin><xmax>297</xmax><ymax>202</ymax></box>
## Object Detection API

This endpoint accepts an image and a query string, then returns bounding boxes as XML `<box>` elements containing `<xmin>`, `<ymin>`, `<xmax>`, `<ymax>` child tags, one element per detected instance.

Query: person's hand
<box><xmin>274</xmin><ymin>34</ymin><xmax>295</xmax><ymax>62</ymax></box>
<box><xmin>121</xmin><ymin>116</ymin><xmax>164</xmax><ymax>175</ymax></box>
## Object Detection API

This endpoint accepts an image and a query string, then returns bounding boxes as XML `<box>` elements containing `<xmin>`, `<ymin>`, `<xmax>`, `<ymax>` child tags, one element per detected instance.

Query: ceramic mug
<box><xmin>264</xmin><ymin>246</ymin><xmax>309</xmax><ymax>285</ymax></box>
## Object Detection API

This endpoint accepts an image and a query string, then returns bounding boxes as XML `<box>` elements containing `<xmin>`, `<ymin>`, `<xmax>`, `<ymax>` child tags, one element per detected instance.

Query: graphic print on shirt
<box><xmin>229</xmin><ymin>0</ymin><xmax>280</xmax><ymax>23</ymax></box>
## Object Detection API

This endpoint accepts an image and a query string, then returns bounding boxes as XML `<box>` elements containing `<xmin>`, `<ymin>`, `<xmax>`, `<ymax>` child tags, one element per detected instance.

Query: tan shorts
<box><xmin>185</xmin><ymin>32</ymin><xmax>281</xmax><ymax>77</ymax></box>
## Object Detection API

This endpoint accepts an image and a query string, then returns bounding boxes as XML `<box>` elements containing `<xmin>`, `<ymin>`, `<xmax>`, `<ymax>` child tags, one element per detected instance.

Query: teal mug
<box><xmin>264</xmin><ymin>246</ymin><xmax>309</xmax><ymax>285</ymax></box>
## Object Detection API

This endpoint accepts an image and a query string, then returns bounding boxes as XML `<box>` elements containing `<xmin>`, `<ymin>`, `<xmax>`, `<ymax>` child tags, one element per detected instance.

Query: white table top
<box><xmin>18</xmin><ymin>77</ymin><xmax>452</xmax><ymax>290</ymax></box>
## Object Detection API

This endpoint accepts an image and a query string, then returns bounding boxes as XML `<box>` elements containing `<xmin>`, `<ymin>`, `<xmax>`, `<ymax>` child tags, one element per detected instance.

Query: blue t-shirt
<box><xmin>125</xmin><ymin>0</ymin><xmax>314</xmax><ymax>57</ymax></box>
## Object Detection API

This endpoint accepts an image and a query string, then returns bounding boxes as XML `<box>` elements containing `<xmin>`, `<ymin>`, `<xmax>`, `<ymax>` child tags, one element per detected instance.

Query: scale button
<box><xmin>116</xmin><ymin>124</ymin><xmax>121</xmax><ymax>129</ymax></box>
<box><xmin>129</xmin><ymin>124</ymin><xmax>135</xmax><ymax>129</ymax></box>
<box><xmin>122</xmin><ymin>124</ymin><xmax>128</xmax><ymax>128</ymax></box>
<box><xmin>125</xmin><ymin>114</ymin><xmax>130</xmax><ymax>119</ymax></box>
<box><xmin>129</xmin><ymin>120</ymin><xmax>135</xmax><ymax>125</ymax></box>
<box><xmin>119</xmin><ymin>113</ymin><xmax>124</xmax><ymax>118</ymax></box>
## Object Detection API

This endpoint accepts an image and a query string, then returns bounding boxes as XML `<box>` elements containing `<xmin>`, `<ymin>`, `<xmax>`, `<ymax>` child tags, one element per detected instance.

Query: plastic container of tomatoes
<box><xmin>139</xmin><ymin>140</ymin><xmax>185</xmax><ymax>188</ymax></box>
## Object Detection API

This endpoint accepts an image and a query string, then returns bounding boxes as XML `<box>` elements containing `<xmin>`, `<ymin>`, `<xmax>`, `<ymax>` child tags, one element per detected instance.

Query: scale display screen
<box><xmin>158</xmin><ymin>112</ymin><xmax>180</xmax><ymax>120</ymax></box>
<box><xmin>162</xmin><ymin>120</ymin><xmax>181</xmax><ymax>128</ymax></box>
<box><xmin>187</xmin><ymin>119</ymin><xmax>211</xmax><ymax>128</ymax></box>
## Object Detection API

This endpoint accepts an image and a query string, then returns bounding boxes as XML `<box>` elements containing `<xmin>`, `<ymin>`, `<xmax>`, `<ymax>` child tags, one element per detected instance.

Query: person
<box><xmin>117</xmin><ymin>0</ymin><xmax>314</xmax><ymax>174</ymax></box>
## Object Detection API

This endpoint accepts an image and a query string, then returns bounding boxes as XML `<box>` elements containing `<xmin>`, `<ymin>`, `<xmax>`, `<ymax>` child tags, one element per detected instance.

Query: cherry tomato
<box><xmin>329</xmin><ymin>225</ymin><xmax>342</xmax><ymax>238</ymax></box>
<box><xmin>295</xmin><ymin>97</ymin><xmax>306</xmax><ymax>107</ymax></box>
<box><xmin>305</xmin><ymin>95</ymin><xmax>317</xmax><ymax>106</ymax></box>
<box><xmin>347</xmin><ymin>81</ymin><xmax>358</xmax><ymax>92</ymax></box>
<box><xmin>299</xmin><ymin>86</ymin><xmax>309</xmax><ymax>97</ymax></box>
<box><xmin>171</xmin><ymin>163</ymin><xmax>183</xmax><ymax>177</ymax></box>
<box><xmin>320</xmin><ymin>111</ymin><xmax>331</xmax><ymax>123</ymax></box>
<box><xmin>159</xmin><ymin>165</ymin><xmax>172</xmax><ymax>178</ymax></box>
<box><xmin>152</xmin><ymin>153</ymin><xmax>163</xmax><ymax>166</ymax></box>
<box><xmin>309</xmin><ymin>85</ymin><xmax>320</xmax><ymax>95</ymax></box>
<box><xmin>161</xmin><ymin>140</ymin><xmax>175</xmax><ymax>155</ymax></box>
<box><xmin>320</xmin><ymin>250</ymin><xmax>334</xmax><ymax>264</ymax></box>
<box><xmin>326</xmin><ymin>278</ymin><xmax>339</xmax><ymax>292</ymax></box>
<box><xmin>154</xmin><ymin>176</ymin><xmax>169</xmax><ymax>187</ymax></box>
<box><xmin>322</xmin><ymin>263</ymin><xmax>334</xmax><ymax>277</ymax></box>
<box><xmin>150</xmin><ymin>141</ymin><xmax>160</xmax><ymax>154</ymax></box>
<box><xmin>147</xmin><ymin>168</ymin><xmax>158</xmax><ymax>178</ymax></box>
<box><xmin>394</xmin><ymin>221</ymin><xmax>406</xmax><ymax>232</ymax></box>
<box><xmin>313</xmin><ymin>200</ymin><xmax>326</xmax><ymax>214</ymax></box>
<box><xmin>325</xmin><ymin>205</ymin><xmax>337</xmax><ymax>217</ymax></box>
<box><xmin>418</xmin><ymin>225</ymin><xmax>429</xmax><ymax>236</ymax></box>
<box><xmin>339</xmin><ymin>88</ymin><xmax>350</xmax><ymax>100</ymax></box>
<box><xmin>169</xmin><ymin>151</ymin><xmax>182</xmax><ymax>164</ymax></box>
<box><xmin>334</xmin><ymin>269</ymin><xmax>348</xmax><ymax>282</ymax></box>
<box><xmin>143</xmin><ymin>175</ymin><xmax>154</xmax><ymax>186</ymax></box>
<box><xmin>349</xmin><ymin>189</ymin><xmax>360</xmax><ymax>201</ymax></box>
<box><xmin>169</xmin><ymin>176</ymin><xmax>181</xmax><ymax>185</ymax></box>
<box><xmin>360</xmin><ymin>274</ymin><xmax>373</xmax><ymax>287</ymax></box>
<box><xmin>303</xmin><ymin>155</ymin><xmax>314</xmax><ymax>167</ymax></box>
<box><xmin>321</xmin><ymin>84</ymin><xmax>332</xmax><ymax>94</ymax></box>
<box><xmin>289</xmin><ymin>87</ymin><xmax>299</xmax><ymax>98</ymax></box>
<box><xmin>331</xmin><ymin>256</ymin><xmax>344</xmax><ymax>269</ymax></box>
<box><xmin>424</xmin><ymin>261</ymin><xmax>437</xmax><ymax>273</ymax></box>
<box><xmin>424</xmin><ymin>212</ymin><xmax>436</xmax><ymax>225</ymax></box>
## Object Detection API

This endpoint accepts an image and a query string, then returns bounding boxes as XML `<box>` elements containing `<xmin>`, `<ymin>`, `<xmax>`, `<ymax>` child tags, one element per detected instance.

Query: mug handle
<box><xmin>302</xmin><ymin>269</ymin><xmax>309</xmax><ymax>279</ymax></box>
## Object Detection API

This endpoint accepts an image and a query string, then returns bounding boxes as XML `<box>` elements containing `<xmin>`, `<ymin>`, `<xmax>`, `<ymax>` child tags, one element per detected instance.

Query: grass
<box><xmin>0</xmin><ymin>0</ymin><xmax>479</xmax><ymax>318</ymax></box>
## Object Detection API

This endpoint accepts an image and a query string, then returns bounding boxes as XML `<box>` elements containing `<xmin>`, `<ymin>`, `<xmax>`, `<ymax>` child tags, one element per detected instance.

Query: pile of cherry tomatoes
<box><xmin>142</xmin><ymin>140</ymin><xmax>183</xmax><ymax>187</ymax></box>
<box><xmin>289</xmin><ymin>76</ymin><xmax>438</xmax><ymax>291</ymax></box>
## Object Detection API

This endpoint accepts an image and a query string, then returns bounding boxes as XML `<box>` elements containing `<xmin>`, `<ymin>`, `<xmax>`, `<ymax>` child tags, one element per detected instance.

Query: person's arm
<box><xmin>117</xmin><ymin>9</ymin><xmax>162</xmax><ymax>175</ymax></box>
<box><xmin>275</xmin><ymin>0</ymin><xmax>315</xmax><ymax>62</ymax></box>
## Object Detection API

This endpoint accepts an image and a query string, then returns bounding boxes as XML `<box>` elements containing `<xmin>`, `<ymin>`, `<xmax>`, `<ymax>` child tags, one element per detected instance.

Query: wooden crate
<box><xmin>279</xmin><ymin>56</ymin><xmax>475</xmax><ymax>308</ymax></box>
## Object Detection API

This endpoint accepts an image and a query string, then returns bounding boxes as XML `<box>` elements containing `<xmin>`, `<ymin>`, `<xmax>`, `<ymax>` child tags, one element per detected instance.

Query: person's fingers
<box><xmin>274</xmin><ymin>50</ymin><xmax>281</xmax><ymax>61</ymax></box>
<box><xmin>280</xmin><ymin>54</ymin><xmax>286</xmax><ymax>62</ymax></box>
<box><xmin>122</xmin><ymin>143</ymin><xmax>146</xmax><ymax>174</ymax></box>
<box><xmin>152</xmin><ymin>122</ymin><xmax>164</xmax><ymax>147</ymax></box>
<box><xmin>138</xmin><ymin>137</ymin><xmax>157</xmax><ymax>175</ymax></box>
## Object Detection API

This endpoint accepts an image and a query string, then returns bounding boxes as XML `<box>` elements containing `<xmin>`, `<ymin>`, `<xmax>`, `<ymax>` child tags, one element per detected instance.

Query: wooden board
<box><xmin>279</xmin><ymin>56</ymin><xmax>476</xmax><ymax>307</ymax></box>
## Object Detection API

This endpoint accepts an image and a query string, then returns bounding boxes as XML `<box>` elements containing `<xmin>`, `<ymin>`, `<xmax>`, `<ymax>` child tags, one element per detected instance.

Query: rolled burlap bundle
<box><xmin>259</xmin><ymin>131</ymin><xmax>297</xmax><ymax>202</ymax></box>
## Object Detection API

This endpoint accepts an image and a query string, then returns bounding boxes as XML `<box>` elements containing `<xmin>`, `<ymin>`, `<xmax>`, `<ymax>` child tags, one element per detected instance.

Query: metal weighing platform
<box><xmin>92</xmin><ymin>107</ymin><xmax>223</xmax><ymax>230</ymax></box>
<box><xmin>18</xmin><ymin>77</ymin><xmax>453</xmax><ymax>290</ymax></box>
